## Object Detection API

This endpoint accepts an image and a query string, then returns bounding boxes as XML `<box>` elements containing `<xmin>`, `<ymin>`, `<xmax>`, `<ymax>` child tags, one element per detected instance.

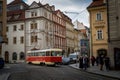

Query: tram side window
<box><xmin>51</xmin><ymin>51</ymin><xmax>56</xmax><ymax>56</ymax></box>
<box><xmin>56</xmin><ymin>51</ymin><xmax>62</xmax><ymax>56</ymax></box>
<box><xmin>34</xmin><ymin>52</ymin><xmax>38</xmax><ymax>56</ymax></box>
<box><xmin>46</xmin><ymin>51</ymin><xmax>50</xmax><ymax>56</ymax></box>
<box><xmin>39</xmin><ymin>52</ymin><xmax>45</xmax><ymax>56</ymax></box>
<box><xmin>42</xmin><ymin>52</ymin><xmax>45</xmax><ymax>56</ymax></box>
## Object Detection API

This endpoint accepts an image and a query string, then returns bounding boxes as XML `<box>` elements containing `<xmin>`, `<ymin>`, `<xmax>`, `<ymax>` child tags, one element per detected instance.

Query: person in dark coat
<box><xmin>96</xmin><ymin>56</ymin><xmax>99</xmax><ymax>66</ymax></box>
<box><xmin>91</xmin><ymin>56</ymin><xmax>96</xmax><ymax>66</ymax></box>
<box><xmin>79</xmin><ymin>56</ymin><xmax>83</xmax><ymax>69</ymax></box>
<box><xmin>104</xmin><ymin>56</ymin><xmax>110</xmax><ymax>71</ymax></box>
<box><xmin>83</xmin><ymin>55</ymin><xmax>89</xmax><ymax>70</ymax></box>
<box><xmin>99</xmin><ymin>55</ymin><xmax>104</xmax><ymax>71</ymax></box>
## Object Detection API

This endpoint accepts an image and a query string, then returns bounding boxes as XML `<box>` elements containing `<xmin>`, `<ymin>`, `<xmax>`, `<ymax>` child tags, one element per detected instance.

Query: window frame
<box><xmin>96</xmin><ymin>29</ymin><xmax>103</xmax><ymax>40</ymax></box>
<box><xmin>96</xmin><ymin>12</ymin><xmax>102</xmax><ymax>21</ymax></box>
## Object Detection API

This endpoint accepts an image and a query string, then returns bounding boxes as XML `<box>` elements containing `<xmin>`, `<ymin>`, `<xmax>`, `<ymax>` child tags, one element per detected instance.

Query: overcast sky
<box><xmin>7</xmin><ymin>0</ymin><xmax>92</xmax><ymax>27</ymax></box>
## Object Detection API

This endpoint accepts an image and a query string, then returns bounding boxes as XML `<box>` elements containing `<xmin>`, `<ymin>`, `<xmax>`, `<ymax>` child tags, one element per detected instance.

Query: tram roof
<box><xmin>27</xmin><ymin>48</ymin><xmax>62</xmax><ymax>53</ymax></box>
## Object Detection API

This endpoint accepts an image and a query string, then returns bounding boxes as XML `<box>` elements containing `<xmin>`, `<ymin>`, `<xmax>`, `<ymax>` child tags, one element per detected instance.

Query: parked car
<box><xmin>0</xmin><ymin>57</ymin><xmax>4</xmax><ymax>69</ymax></box>
<box><xmin>69</xmin><ymin>53</ymin><xmax>78</xmax><ymax>63</ymax></box>
<box><xmin>62</xmin><ymin>56</ymin><xmax>70</xmax><ymax>65</ymax></box>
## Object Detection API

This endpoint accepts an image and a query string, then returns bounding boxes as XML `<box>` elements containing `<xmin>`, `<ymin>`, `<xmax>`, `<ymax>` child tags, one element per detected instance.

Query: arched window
<box><xmin>20</xmin><ymin>52</ymin><xmax>25</xmax><ymax>60</ymax></box>
<box><xmin>12</xmin><ymin>52</ymin><xmax>17</xmax><ymax>60</ymax></box>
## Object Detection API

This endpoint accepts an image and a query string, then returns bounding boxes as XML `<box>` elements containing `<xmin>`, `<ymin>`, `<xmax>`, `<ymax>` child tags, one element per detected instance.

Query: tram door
<box><xmin>114</xmin><ymin>48</ymin><xmax>120</xmax><ymax>70</ymax></box>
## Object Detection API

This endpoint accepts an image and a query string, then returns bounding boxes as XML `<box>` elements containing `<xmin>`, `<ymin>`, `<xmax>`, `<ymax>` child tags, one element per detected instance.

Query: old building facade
<box><xmin>2</xmin><ymin>0</ymin><xmax>28</xmax><ymax>63</ymax></box>
<box><xmin>0</xmin><ymin>0</ymin><xmax>7</xmax><ymax>57</ymax></box>
<box><xmin>1</xmin><ymin>0</ymin><xmax>73</xmax><ymax>63</ymax></box>
<box><xmin>87</xmin><ymin>0</ymin><xmax>108</xmax><ymax>57</ymax></box>
<box><xmin>107</xmin><ymin>0</ymin><xmax>120</xmax><ymax>69</ymax></box>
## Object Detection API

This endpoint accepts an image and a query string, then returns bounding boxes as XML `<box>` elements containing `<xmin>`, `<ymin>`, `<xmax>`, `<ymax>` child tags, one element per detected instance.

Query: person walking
<box><xmin>104</xmin><ymin>56</ymin><xmax>110</xmax><ymax>71</ymax></box>
<box><xmin>99</xmin><ymin>55</ymin><xmax>104</xmax><ymax>71</ymax></box>
<box><xmin>96</xmin><ymin>56</ymin><xmax>99</xmax><ymax>66</ymax></box>
<box><xmin>83</xmin><ymin>55</ymin><xmax>89</xmax><ymax>70</ymax></box>
<box><xmin>79</xmin><ymin>56</ymin><xmax>83</xmax><ymax>69</ymax></box>
<box><xmin>91</xmin><ymin>56</ymin><xmax>96</xmax><ymax>66</ymax></box>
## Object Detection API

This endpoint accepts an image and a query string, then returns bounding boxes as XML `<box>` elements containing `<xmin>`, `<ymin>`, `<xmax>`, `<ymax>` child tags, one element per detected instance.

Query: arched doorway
<box><xmin>97</xmin><ymin>49</ymin><xmax>107</xmax><ymax>57</ymax></box>
<box><xmin>19</xmin><ymin>52</ymin><xmax>25</xmax><ymax>60</ymax></box>
<box><xmin>12</xmin><ymin>52</ymin><xmax>17</xmax><ymax>60</ymax></box>
<box><xmin>4</xmin><ymin>51</ymin><xmax>9</xmax><ymax>63</ymax></box>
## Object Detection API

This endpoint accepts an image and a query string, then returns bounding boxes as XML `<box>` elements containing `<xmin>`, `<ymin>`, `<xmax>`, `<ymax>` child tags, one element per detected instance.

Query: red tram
<box><xmin>26</xmin><ymin>48</ymin><xmax>62</xmax><ymax>66</ymax></box>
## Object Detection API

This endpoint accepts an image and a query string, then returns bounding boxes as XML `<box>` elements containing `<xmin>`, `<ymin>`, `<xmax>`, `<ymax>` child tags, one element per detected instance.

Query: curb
<box><xmin>69</xmin><ymin>65</ymin><xmax>120</xmax><ymax>80</ymax></box>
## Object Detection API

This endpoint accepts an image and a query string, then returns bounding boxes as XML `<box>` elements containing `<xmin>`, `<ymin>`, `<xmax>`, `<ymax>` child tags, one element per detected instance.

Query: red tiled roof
<box><xmin>7</xmin><ymin>0</ymin><xmax>29</xmax><ymax>8</ymax></box>
<box><xmin>8</xmin><ymin>0</ymin><xmax>23</xmax><ymax>5</ymax></box>
<box><xmin>87</xmin><ymin>0</ymin><xmax>105</xmax><ymax>9</ymax></box>
<box><xmin>7</xmin><ymin>10</ymin><xmax>25</xmax><ymax>22</ymax></box>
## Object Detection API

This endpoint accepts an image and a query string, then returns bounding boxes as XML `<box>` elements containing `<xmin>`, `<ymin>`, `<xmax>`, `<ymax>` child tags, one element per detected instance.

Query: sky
<box><xmin>7</xmin><ymin>0</ymin><xmax>92</xmax><ymax>27</ymax></box>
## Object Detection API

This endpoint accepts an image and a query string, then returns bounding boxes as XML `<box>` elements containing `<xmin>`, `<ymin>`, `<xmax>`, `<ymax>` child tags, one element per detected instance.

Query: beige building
<box><xmin>107</xmin><ymin>0</ymin><xmax>120</xmax><ymax>69</ymax></box>
<box><xmin>66</xmin><ymin>17</ymin><xmax>74</xmax><ymax>56</ymax></box>
<box><xmin>87</xmin><ymin>0</ymin><xmax>108</xmax><ymax>57</ymax></box>
<box><xmin>0</xmin><ymin>0</ymin><xmax>7</xmax><ymax>56</ymax></box>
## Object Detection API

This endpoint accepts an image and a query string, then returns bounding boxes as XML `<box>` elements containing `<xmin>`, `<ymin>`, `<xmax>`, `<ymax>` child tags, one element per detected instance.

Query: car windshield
<box><xmin>69</xmin><ymin>55</ymin><xmax>77</xmax><ymax>58</ymax></box>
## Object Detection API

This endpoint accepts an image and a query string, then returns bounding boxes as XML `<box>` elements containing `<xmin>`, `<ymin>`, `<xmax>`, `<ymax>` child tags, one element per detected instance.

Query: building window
<box><xmin>6</xmin><ymin>38</ymin><xmax>8</xmax><ymax>44</ymax></box>
<box><xmin>31</xmin><ymin>23</ymin><xmax>37</xmax><ymax>29</ymax></box>
<box><xmin>13</xmin><ymin>25</ymin><xmax>17</xmax><ymax>31</ymax></box>
<box><xmin>13</xmin><ymin>37</ymin><xmax>17</xmax><ymax>44</ymax></box>
<box><xmin>12</xmin><ymin>52</ymin><xmax>17</xmax><ymax>60</ymax></box>
<box><xmin>35</xmin><ymin>12</ymin><xmax>37</xmax><ymax>16</ymax></box>
<box><xmin>30</xmin><ymin>23</ymin><xmax>33</xmax><ymax>29</ymax></box>
<box><xmin>96</xmin><ymin>12</ymin><xmax>102</xmax><ymax>21</ymax></box>
<box><xmin>35</xmin><ymin>36</ymin><xmax>37</xmax><ymax>42</ymax></box>
<box><xmin>97</xmin><ymin>30</ymin><xmax>103</xmax><ymax>40</ymax></box>
<box><xmin>19</xmin><ymin>52</ymin><xmax>25</xmax><ymax>60</ymax></box>
<box><xmin>34</xmin><ymin>23</ymin><xmax>37</xmax><ymax>29</ymax></box>
<box><xmin>31</xmin><ymin>12</ymin><xmax>37</xmax><ymax>17</ymax></box>
<box><xmin>6</xmin><ymin>26</ymin><xmax>8</xmax><ymax>32</ymax></box>
<box><xmin>31</xmin><ymin>12</ymin><xmax>34</xmax><ymax>17</ymax></box>
<box><xmin>20</xmin><ymin>36</ymin><xmax>24</xmax><ymax>44</ymax></box>
<box><xmin>20</xmin><ymin>24</ymin><xmax>24</xmax><ymax>30</ymax></box>
<box><xmin>31</xmin><ymin>36</ymin><xmax>34</xmax><ymax>43</ymax></box>
<box><xmin>31</xmin><ymin>35</ymin><xmax>37</xmax><ymax>43</ymax></box>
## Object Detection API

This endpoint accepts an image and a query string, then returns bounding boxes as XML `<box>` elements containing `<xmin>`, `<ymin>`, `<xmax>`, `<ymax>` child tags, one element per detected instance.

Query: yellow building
<box><xmin>0</xmin><ymin>0</ymin><xmax>7</xmax><ymax>56</ymax></box>
<box><xmin>87</xmin><ymin>0</ymin><xmax>108</xmax><ymax>57</ymax></box>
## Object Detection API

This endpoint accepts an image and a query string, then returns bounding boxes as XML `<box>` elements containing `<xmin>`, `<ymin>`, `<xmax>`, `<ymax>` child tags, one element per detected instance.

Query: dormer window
<box><xmin>31</xmin><ymin>11</ymin><xmax>37</xmax><ymax>17</ymax></box>
<box><xmin>20</xmin><ymin>5</ymin><xmax>23</xmax><ymax>9</ymax></box>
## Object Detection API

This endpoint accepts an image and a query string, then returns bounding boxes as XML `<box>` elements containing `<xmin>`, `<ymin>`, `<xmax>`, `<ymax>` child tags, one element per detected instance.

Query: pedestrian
<box><xmin>104</xmin><ymin>56</ymin><xmax>110</xmax><ymax>71</ymax></box>
<box><xmin>99</xmin><ymin>55</ymin><xmax>104</xmax><ymax>71</ymax></box>
<box><xmin>91</xmin><ymin>56</ymin><xmax>96</xmax><ymax>66</ymax></box>
<box><xmin>83</xmin><ymin>55</ymin><xmax>89</xmax><ymax>70</ymax></box>
<box><xmin>96</xmin><ymin>56</ymin><xmax>99</xmax><ymax>66</ymax></box>
<box><xmin>79</xmin><ymin>56</ymin><xmax>83</xmax><ymax>69</ymax></box>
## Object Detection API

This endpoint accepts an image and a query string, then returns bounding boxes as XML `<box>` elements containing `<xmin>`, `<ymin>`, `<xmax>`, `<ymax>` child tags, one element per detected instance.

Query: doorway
<box><xmin>5</xmin><ymin>51</ymin><xmax>9</xmax><ymax>63</ymax></box>
<box><xmin>114</xmin><ymin>48</ymin><xmax>120</xmax><ymax>70</ymax></box>
<box><xmin>97</xmin><ymin>49</ymin><xmax>107</xmax><ymax>57</ymax></box>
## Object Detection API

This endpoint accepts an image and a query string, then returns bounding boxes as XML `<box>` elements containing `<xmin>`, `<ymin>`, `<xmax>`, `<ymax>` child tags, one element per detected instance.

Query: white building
<box><xmin>25</xmin><ymin>1</ymin><xmax>54</xmax><ymax>51</ymax></box>
<box><xmin>2</xmin><ymin>0</ymin><xmax>28</xmax><ymax>63</ymax></box>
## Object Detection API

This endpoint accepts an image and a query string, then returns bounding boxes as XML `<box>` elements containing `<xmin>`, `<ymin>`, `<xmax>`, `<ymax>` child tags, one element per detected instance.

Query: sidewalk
<box><xmin>69</xmin><ymin>63</ymin><xmax>120</xmax><ymax>79</ymax></box>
